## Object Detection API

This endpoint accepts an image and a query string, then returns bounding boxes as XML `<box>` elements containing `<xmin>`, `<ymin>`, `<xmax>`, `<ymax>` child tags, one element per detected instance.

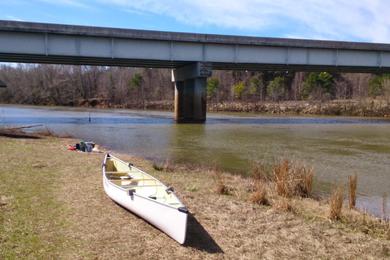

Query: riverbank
<box><xmin>0</xmin><ymin>135</ymin><xmax>389</xmax><ymax>259</ymax></box>
<box><xmin>76</xmin><ymin>98</ymin><xmax>390</xmax><ymax>117</ymax></box>
<box><xmin>208</xmin><ymin>99</ymin><xmax>390</xmax><ymax>117</ymax></box>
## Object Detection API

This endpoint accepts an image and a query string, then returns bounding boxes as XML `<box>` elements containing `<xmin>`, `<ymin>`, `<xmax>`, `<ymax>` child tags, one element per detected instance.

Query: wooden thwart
<box><xmin>122</xmin><ymin>184</ymin><xmax>163</xmax><ymax>188</ymax></box>
<box><xmin>105</xmin><ymin>171</ymin><xmax>130</xmax><ymax>174</ymax></box>
<box><xmin>126</xmin><ymin>178</ymin><xmax>155</xmax><ymax>182</ymax></box>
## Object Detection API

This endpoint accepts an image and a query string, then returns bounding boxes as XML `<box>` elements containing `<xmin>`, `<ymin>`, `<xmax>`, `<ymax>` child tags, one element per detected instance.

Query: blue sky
<box><xmin>1</xmin><ymin>0</ymin><xmax>390</xmax><ymax>43</ymax></box>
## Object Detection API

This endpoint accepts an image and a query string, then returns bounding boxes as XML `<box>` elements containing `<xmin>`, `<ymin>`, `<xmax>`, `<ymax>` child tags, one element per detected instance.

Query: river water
<box><xmin>1</xmin><ymin>105</ymin><xmax>389</xmax><ymax>218</ymax></box>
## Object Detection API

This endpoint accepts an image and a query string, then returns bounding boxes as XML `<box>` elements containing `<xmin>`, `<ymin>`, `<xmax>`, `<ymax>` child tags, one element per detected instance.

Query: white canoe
<box><xmin>102</xmin><ymin>154</ymin><xmax>188</xmax><ymax>244</ymax></box>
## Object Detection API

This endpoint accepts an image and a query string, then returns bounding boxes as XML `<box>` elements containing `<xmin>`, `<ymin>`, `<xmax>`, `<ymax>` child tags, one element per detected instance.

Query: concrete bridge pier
<box><xmin>172</xmin><ymin>62</ymin><xmax>212</xmax><ymax>123</ymax></box>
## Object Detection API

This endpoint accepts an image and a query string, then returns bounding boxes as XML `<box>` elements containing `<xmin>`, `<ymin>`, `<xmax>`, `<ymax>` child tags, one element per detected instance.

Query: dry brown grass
<box><xmin>2</xmin><ymin>136</ymin><xmax>390</xmax><ymax>259</ymax></box>
<box><xmin>214</xmin><ymin>170</ymin><xmax>230</xmax><ymax>195</ymax></box>
<box><xmin>250</xmin><ymin>162</ymin><xmax>270</xmax><ymax>181</ymax></box>
<box><xmin>273</xmin><ymin>198</ymin><xmax>294</xmax><ymax>213</ymax></box>
<box><xmin>273</xmin><ymin>160</ymin><xmax>314</xmax><ymax>198</ymax></box>
<box><xmin>152</xmin><ymin>161</ymin><xmax>164</xmax><ymax>171</ymax></box>
<box><xmin>295</xmin><ymin>165</ymin><xmax>314</xmax><ymax>198</ymax></box>
<box><xmin>163</xmin><ymin>159</ymin><xmax>175</xmax><ymax>172</ymax></box>
<box><xmin>329</xmin><ymin>186</ymin><xmax>344</xmax><ymax>220</ymax></box>
<box><xmin>274</xmin><ymin>160</ymin><xmax>291</xmax><ymax>197</ymax></box>
<box><xmin>293</xmin><ymin>197</ymin><xmax>390</xmax><ymax>241</ymax></box>
<box><xmin>152</xmin><ymin>159</ymin><xmax>175</xmax><ymax>172</ymax></box>
<box><xmin>249</xmin><ymin>180</ymin><xmax>270</xmax><ymax>206</ymax></box>
<box><xmin>348</xmin><ymin>174</ymin><xmax>358</xmax><ymax>209</ymax></box>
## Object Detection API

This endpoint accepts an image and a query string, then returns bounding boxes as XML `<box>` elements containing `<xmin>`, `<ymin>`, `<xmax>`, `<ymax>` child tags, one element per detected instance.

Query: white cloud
<box><xmin>37</xmin><ymin>0</ymin><xmax>90</xmax><ymax>8</ymax></box>
<box><xmin>5</xmin><ymin>15</ymin><xmax>25</xmax><ymax>21</ymax></box>
<box><xmin>101</xmin><ymin>0</ymin><xmax>390</xmax><ymax>43</ymax></box>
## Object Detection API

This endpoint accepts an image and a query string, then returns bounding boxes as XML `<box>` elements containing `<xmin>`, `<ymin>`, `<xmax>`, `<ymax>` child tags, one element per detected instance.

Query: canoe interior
<box><xmin>105</xmin><ymin>157</ymin><xmax>183</xmax><ymax>208</ymax></box>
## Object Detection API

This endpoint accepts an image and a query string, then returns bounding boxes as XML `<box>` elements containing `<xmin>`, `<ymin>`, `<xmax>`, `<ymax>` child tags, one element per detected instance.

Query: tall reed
<box><xmin>387</xmin><ymin>225</ymin><xmax>390</xmax><ymax>240</ymax></box>
<box><xmin>274</xmin><ymin>160</ymin><xmax>291</xmax><ymax>197</ymax></box>
<box><xmin>329</xmin><ymin>185</ymin><xmax>344</xmax><ymax>220</ymax></box>
<box><xmin>273</xmin><ymin>160</ymin><xmax>314</xmax><ymax>198</ymax></box>
<box><xmin>383</xmin><ymin>193</ymin><xmax>388</xmax><ymax>220</ymax></box>
<box><xmin>348</xmin><ymin>174</ymin><xmax>357</xmax><ymax>209</ymax></box>
<box><xmin>295</xmin><ymin>165</ymin><xmax>314</xmax><ymax>198</ymax></box>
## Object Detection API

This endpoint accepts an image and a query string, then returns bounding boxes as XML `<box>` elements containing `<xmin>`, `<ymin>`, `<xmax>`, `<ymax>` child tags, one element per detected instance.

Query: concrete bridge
<box><xmin>1</xmin><ymin>20</ymin><xmax>390</xmax><ymax>123</ymax></box>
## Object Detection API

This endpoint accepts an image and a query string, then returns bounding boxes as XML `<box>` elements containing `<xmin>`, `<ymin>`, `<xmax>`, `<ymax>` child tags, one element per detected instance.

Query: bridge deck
<box><xmin>0</xmin><ymin>20</ymin><xmax>390</xmax><ymax>72</ymax></box>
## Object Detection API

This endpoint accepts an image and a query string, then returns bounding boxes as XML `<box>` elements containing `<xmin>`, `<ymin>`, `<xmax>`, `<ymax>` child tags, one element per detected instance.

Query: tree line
<box><xmin>0</xmin><ymin>64</ymin><xmax>389</xmax><ymax>108</ymax></box>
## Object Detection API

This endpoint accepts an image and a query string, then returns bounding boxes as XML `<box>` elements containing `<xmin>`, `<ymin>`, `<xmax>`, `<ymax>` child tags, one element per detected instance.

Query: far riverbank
<box><xmin>72</xmin><ymin>98</ymin><xmax>390</xmax><ymax>117</ymax></box>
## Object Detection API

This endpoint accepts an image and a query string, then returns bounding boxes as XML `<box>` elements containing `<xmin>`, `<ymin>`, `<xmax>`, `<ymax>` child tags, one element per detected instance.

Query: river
<box><xmin>1</xmin><ymin>104</ymin><xmax>389</xmax><ymax>218</ymax></box>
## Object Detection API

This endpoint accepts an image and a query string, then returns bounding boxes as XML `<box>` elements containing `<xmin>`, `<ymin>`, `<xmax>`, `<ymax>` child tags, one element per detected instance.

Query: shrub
<box><xmin>232</xmin><ymin>81</ymin><xmax>246</xmax><ymax>99</ymax></box>
<box><xmin>294</xmin><ymin>165</ymin><xmax>314</xmax><ymax>198</ymax></box>
<box><xmin>368</xmin><ymin>74</ymin><xmax>390</xmax><ymax>98</ymax></box>
<box><xmin>250</xmin><ymin>162</ymin><xmax>270</xmax><ymax>182</ymax></box>
<box><xmin>152</xmin><ymin>162</ymin><xmax>164</xmax><ymax>171</ymax></box>
<box><xmin>214</xmin><ymin>171</ymin><xmax>229</xmax><ymax>195</ymax></box>
<box><xmin>329</xmin><ymin>186</ymin><xmax>344</xmax><ymax>220</ymax></box>
<box><xmin>249</xmin><ymin>180</ymin><xmax>269</xmax><ymax>206</ymax></box>
<box><xmin>152</xmin><ymin>159</ymin><xmax>174</xmax><ymax>172</ymax></box>
<box><xmin>207</xmin><ymin>78</ymin><xmax>220</xmax><ymax>98</ymax></box>
<box><xmin>163</xmin><ymin>159</ymin><xmax>175</xmax><ymax>172</ymax></box>
<box><xmin>273</xmin><ymin>160</ymin><xmax>314</xmax><ymax>198</ymax></box>
<box><xmin>267</xmin><ymin>76</ymin><xmax>286</xmax><ymax>101</ymax></box>
<box><xmin>248</xmin><ymin>77</ymin><xmax>260</xmax><ymax>96</ymax></box>
<box><xmin>302</xmin><ymin>72</ymin><xmax>335</xmax><ymax>100</ymax></box>
<box><xmin>274</xmin><ymin>160</ymin><xmax>291</xmax><ymax>197</ymax></box>
<box><xmin>129</xmin><ymin>73</ymin><xmax>143</xmax><ymax>90</ymax></box>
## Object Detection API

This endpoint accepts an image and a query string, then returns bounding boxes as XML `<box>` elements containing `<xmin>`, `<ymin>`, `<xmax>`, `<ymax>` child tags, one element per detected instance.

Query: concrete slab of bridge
<box><xmin>172</xmin><ymin>62</ymin><xmax>212</xmax><ymax>123</ymax></box>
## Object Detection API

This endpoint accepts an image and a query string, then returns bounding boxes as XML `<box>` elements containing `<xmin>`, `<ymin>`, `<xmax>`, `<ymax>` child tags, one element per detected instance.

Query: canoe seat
<box><xmin>122</xmin><ymin>184</ymin><xmax>163</xmax><ymax>188</ymax></box>
<box><xmin>148</xmin><ymin>196</ymin><xmax>167</xmax><ymax>202</ymax></box>
<box><xmin>125</xmin><ymin>178</ymin><xmax>155</xmax><ymax>182</ymax></box>
<box><xmin>105</xmin><ymin>171</ymin><xmax>130</xmax><ymax>174</ymax></box>
<box><xmin>107</xmin><ymin>175</ymin><xmax>130</xmax><ymax>180</ymax></box>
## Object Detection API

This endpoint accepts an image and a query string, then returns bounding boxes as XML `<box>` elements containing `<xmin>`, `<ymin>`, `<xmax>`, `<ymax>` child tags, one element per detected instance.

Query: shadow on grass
<box><xmin>184</xmin><ymin>214</ymin><xmax>224</xmax><ymax>254</ymax></box>
<box><xmin>112</xmin><ymin>201</ymin><xmax>223</xmax><ymax>254</ymax></box>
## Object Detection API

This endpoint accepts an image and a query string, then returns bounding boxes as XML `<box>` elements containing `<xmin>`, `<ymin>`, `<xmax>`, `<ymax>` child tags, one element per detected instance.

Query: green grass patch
<box><xmin>0</xmin><ymin>138</ymin><xmax>71</xmax><ymax>259</ymax></box>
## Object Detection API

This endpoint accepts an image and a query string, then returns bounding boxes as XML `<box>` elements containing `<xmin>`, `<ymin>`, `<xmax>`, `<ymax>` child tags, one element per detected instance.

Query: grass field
<box><xmin>0</xmin><ymin>136</ymin><xmax>389</xmax><ymax>259</ymax></box>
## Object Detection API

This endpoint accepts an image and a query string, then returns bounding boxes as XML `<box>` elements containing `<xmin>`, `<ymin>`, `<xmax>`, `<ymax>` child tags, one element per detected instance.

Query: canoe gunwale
<box><xmin>103</xmin><ymin>153</ymin><xmax>187</xmax><ymax>213</ymax></box>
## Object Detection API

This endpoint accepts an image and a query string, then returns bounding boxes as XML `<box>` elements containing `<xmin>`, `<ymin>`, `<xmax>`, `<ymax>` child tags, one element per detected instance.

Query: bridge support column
<box><xmin>172</xmin><ymin>62</ymin><xmax>212</xmax><ymax>123</ymax></box>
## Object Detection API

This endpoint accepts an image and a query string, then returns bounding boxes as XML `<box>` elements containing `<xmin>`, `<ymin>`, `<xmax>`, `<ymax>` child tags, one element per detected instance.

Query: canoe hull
<box><xmin>102</xmin><ymin>160</ymin><xmax>187</xmax><ymax>244</ymax></box>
